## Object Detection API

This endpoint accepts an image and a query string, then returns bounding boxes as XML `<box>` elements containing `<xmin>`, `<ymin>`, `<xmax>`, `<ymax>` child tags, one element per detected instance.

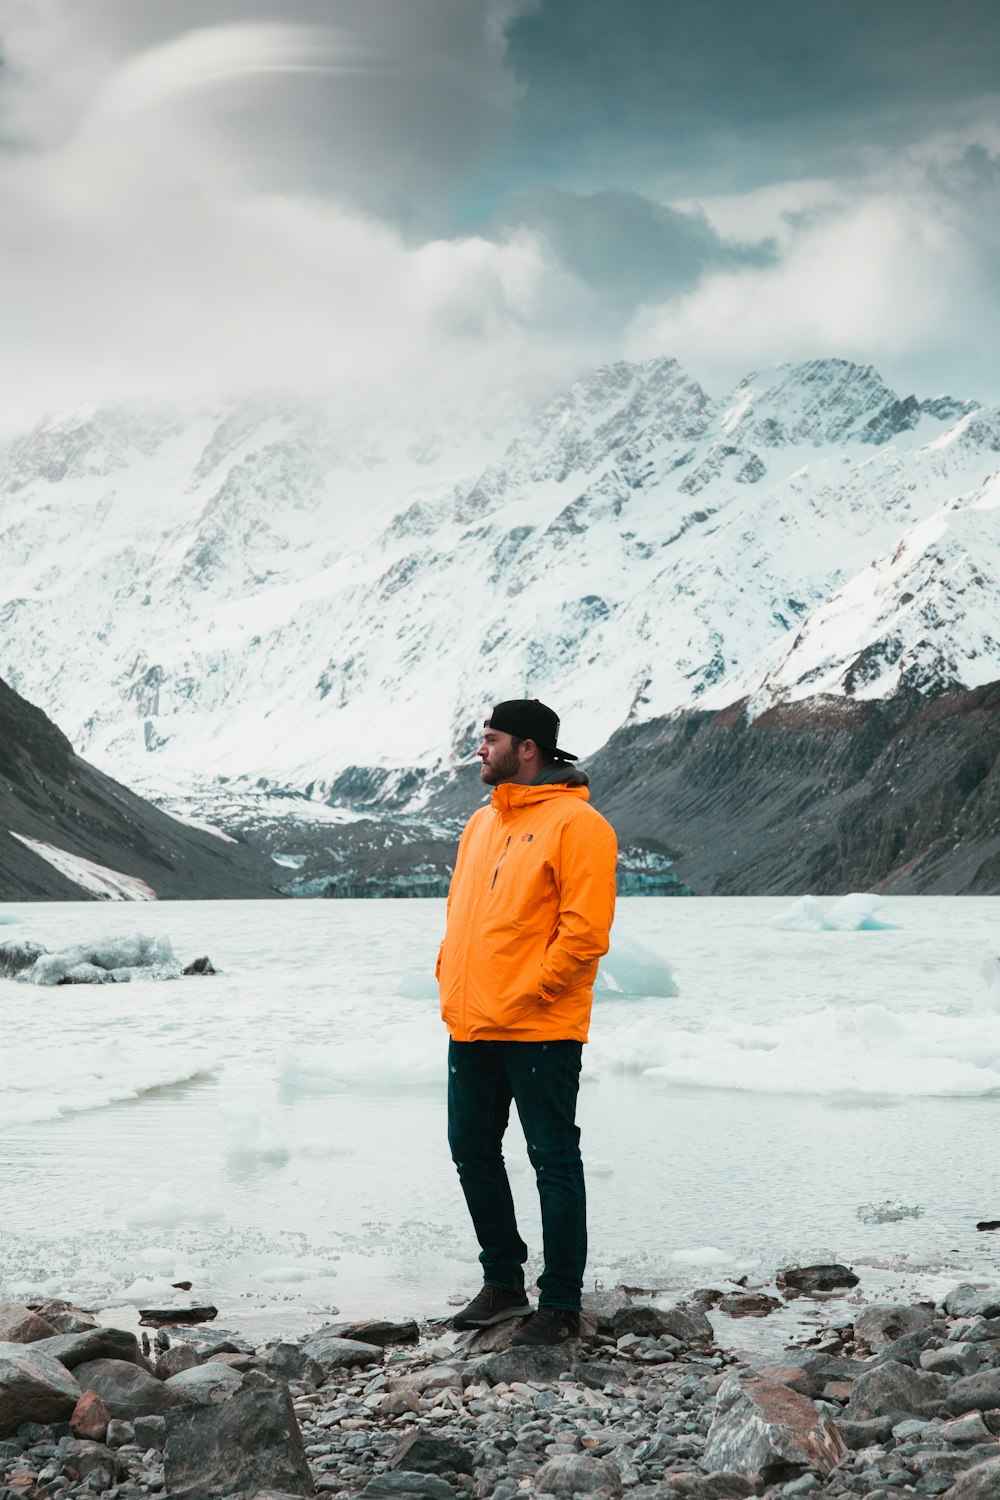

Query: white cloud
<box><xmin>629</xmin><ymin>131</ymin><xmax>1000</xmax><ymax>400</ymax></box>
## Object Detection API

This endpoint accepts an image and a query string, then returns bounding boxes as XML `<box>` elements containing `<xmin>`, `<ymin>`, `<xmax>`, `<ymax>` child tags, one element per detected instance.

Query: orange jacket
<box><xmin>437</xmin><ymin>778</ymin><xmax>618</xmax><ymax>1043</ymax></box>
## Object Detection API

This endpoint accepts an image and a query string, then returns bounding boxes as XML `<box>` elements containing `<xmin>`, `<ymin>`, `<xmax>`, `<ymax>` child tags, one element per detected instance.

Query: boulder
<box><xmin>164</xmin><ymin>1385</ymin><xmax>314</xmax><ymax>1498</ymax></box>
<box><xmin>159</xmin><ymin>1326</ymin><xmax>253</xmax><ymax>1358</ymax></box>
<box><xmin>661</xmin><ymin>1474</ymin><xmax>759</xmax><ymax>1498</ymax></box>
<box><xmin>834</xmin><ymin>1415</ymin><xmax>894</xmax><ymax>1448</ymax></box>
<box><xmin>942</xmin><ymin>1285</ymin><xmax>1000</xmax><ymax>1320</ymax></box>
<box><xmin>33</xmin><ymin>1326</ymin><xmax>141</xmax><ymax>1369</ymax></box>
<box><xmin>363</xmin><ymin>1475</ymin><xmax>455</xmax><ymax>1500</ymax></box>
<box><xmin>0</xmin><ymin>1343</ymin><xmax>82</xmax><ymax>1438</ymax></box>
<box><xmin>0</xmin><ymin>1303</ymin><xmax>58</xmax><ymax>1344</ymax></box>
<box><xmin>945</xmin><ymin>1369</ymin><xmax>1000</xmax><ymax>1416</ymax></box>
<box><xmin>336</xmin><ymin>1319</ymin><xmax>420</xmax><ymax>1347</ymax></box>
<box><xmin>853</xmin><ymin>1303</ymin><xmax>935</xmax><ymax>1348</ymax></box>
<box><xmin>265</xmin><ymin>1342</ymin><xmax>325</xmax><ymax>1386</ymax></box>
<box><xmin>582</xmin><ymin>1285</ymin><xmax>635</xmax><ymax>1332</ymax></box>
<box><xmin>718</xmin><ymin>1293</ymin><xmax>781</xmax><ymax>1319</ymax></box>
<box><xmin>106</xmin><ymin>1417</ymin><xmax>136</xmax><ymax>1448</ymax></box>
<box><xmin>138</xmin><ymin>1303</ymin><xmax>218</xmax><ymax>1326</ymax></box>
<box><xmin>379</xmin><ymin>1389</ymin><xmax>421</xmax><ymax>1417</ymax></box>
<box><xmin>465</xmin><ymin>1343</ymin><xmax>572</xmax><ymax>1387</ymax></box>
<box><xmin>299</xmin><ymin>1328</ymin><xmax>382</xmax><ymax>1371</ymax></box>
<box><xmin>845</xmin><ymin>1361</ymin><xmax>948</xmax><ymax>1420</ymax></box>
<box><xmin>70</xmin><ymin>1389</ymin><xmax>111</xmax><ymax>1442</ymax></box>
<box><xmin>73</xmin><ymin>1357</ymin><xmax>180</xmax><ymax>1419</ymax></box>
<box><xmin>133</xmin><ymin>1413</ymin><xmax>166</xmax><ymax>1450</ymax></box>
<box><xmin>704</xmin><ymin>1372</ymin><xmax>847</xmax><ymax>1480</ymax></box>
<box><xmin>611</xmin><ymin>1302</ymin><xmax>711</xmax><ymax>1343</ymax></box>
<box><xmin>155</xmin><ymin>1341</ymin><xmax>200</xmax><ymax>1379</ymax></box>
<box><xmin>32</xmin><ymin>1301</ymin><xmax>98</xmax><ymax>1335</ymax></box>
<box><xmin>55</xmin><ymin>1434</ymin><xmax>122</xmax><ymax>1488</ymax></box>
<box><xmin>777</xmin><ymin>1264</ymin><xmax>859</xmax><ymax>1294</ymax></box>
<box><xmin>388</xmin><ymin>1432</ymin><xmax>474</xmax><ymax>1476</ymax></box>
<box><xmin>165</xmin><ymin>1361</ymin><xmax>244</xmax><ymax>1405</ymax></box>
<box><xmin>943</xmin><ymin>1458</ymin><xmax>1000</xmax><ymax>1498</ymax></box>
<box><xmin>388</xmin><ymin>1366</ymin><xmax>463</xmax><ymax>1396</ymax></box>
<box><xmin>534</xmin><ymin>1454</ymin><xmax>623</xmax><ymax>1495</ymax></box>
<box><xmin>921</xmin><ymin>1344</ymin><xmax>982</xmax><ymax>1378</ymax></box>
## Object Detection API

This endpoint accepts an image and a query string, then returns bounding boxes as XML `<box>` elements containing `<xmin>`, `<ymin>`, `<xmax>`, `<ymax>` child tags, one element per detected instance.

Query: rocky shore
<box><xmin>3</xmin><ymin>1273</ymin><xmax>1000</xmax><ymax>1500</ymax></box>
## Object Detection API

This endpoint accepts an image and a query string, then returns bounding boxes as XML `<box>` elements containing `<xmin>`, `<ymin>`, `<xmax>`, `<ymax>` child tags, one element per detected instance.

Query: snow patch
<box><xmin>9</xmin><ymin>834</ymin><xmax>157</xmax><ymax>900</ymax></box>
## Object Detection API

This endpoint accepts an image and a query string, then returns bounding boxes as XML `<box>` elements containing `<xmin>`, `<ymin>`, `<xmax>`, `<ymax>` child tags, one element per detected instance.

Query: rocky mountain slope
<box><xmin>1</xmin><ymin>356</ymin><xmax>998</xmax><ymax>895</ymax></box>
<box><xmin>0</xmin><ymin>676</ymin><xmax>277</xmax><ymax>900</ymax></box>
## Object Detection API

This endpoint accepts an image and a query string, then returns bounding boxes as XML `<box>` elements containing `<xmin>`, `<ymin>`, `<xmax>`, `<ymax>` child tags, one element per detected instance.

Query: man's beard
<box><xmin>480</xmin><ymin>745</ymin><xmax>521</xmax><ymax>784</ymax></box>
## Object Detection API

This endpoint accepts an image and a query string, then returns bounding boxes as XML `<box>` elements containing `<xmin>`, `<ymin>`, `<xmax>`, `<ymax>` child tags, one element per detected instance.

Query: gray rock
<box><xmin>582</xmin><ymin>1285</ymin><xmax>635</xmax><ymax>1332</ymax></box>
<box><xmin>833</xmin><ymin>1415</ymin><xmax>895</xmax><ymax>1448</ymax></box>
<box><xmin>944</xmin><ymin>1368</ymin><xmax>1000</xmax><ymax>1416</ymax></box>
<box><xmin>846</xmin><ymin>1360</ymin><xmax>948</xmax><ymax>1420</ymax></box>
<box><xmin>55</xmin><ymin>1435</ymin><xmax>122</xmax><ymax>1488</ymax></box>
<box><xmin>165</xmin><ymin>1361</ymin><xmax>244</xmax><ymax>1405</ymax></box>
<box><xmin>133</xmin><ymin>1413</ymin><xmax>166</xmax><ymax>1450</ymax></box>
<box><xmin>853</xmin><ymin>1303</ymin><xmax>935</xmax><ymax>1348</ymax></box>
<box><xmin>265</xmin><ymin>1342</ymin><xmax>325</xmax><ymax>1386</ymax></box>
<box><xmin>942</xmin><ymin>1284</ymin><xmax>1000</xmax><ymax>1319</ymax></box>
<box><xmin>73</xmin><ymin>1357</ymin><xmax>181</xmax><ymax>1419</ymax></box>
<box><xmin>660</xmin><ymin>1473</ymin><xmax>758</xmax><ymax>1498</ymax></box>
<box><xmin>570</xmin><ymin>1360</ymin><xmax>630</xmax><ymax>1391</ymax></box>
<box><xmin>942</xmin><ymin>1457</ymin><xmax>1000</xmax><ymax>1498</ymax></box>
<box><xmin>164</xmin><ymin>1385</ymin><xmax>314</xmax><ymax>1498</ymax></box>
<box><xmin>363</xmin><ymin>1473</ymin><xmax>456</xmax><ymax>1500</ymax></box>
<box><xmin>32</xmin><ymin>1300</ymin><xmax>99</xmax><ymax>1335</ymax></box>
<box><xmin>33</xmin><ymin>1327</ymin><xmax>141</xmax><ymax>1369</ymax></box>
<box><xmin>388</xmin><ymin>1365</ymin><xmax>463</xmax><ymax>1396</ymax></box>
<box><xmin>159</xmin><ymin>1326</ymin><xmax>254</xmax><ymax>1358</ymax></box>
<box><xmin>534</xmin><ymin>1454</ymin><xmax>623</xmax><ymax>1495</ymax></box>
<box><xmin>465</xmin><ymin>1343</ymin><xmax>572</xmax><ymax>1387</ymax></box>
<box><xmin>777</xmin><ymin>1264</ymin><xmax>859</xmax><ymax>1293</ymax></box>
<box><xmin>299</xmin><ymin>1329</ymin><xmax>382</xmax><ymax>1371</ymax></box>
<box><xmin>611</xmin><ymin>1302</ymin><xmax>711</xmax><ymax>1343</ymax></box>
<box><xmin>389</xmin><ymin>1431</ymin><xmax>474</xmax><ymax>1476</ymax></box>
<box><xmin>704</xmin><ymin>1372</ymin><xmax>847</xmax><ymax>1479</ymax></box>
<box><xmin>921</xmin><ymin>1343</ymin><xmax>982</xmax><ymax>1378</ymax></box>
<box><xmin>717</xmin><ymin>1293</ymin><xmax>781</xmax><ymax>1319</ymax></box>
<box><xmin>336</xmin><ymin>1319</ymin><xmax>420</xmax><ymax>1347</ymax></box>
<box><xmin>379</xmin><ymin>1389</ymin><xmax>421</xmax><ymax>1416</ymax></box>
<box><xmin>0</xmin><ymin>1342</ymin><xmax>82</xmax><ymax>1438</ymax></box>
<box><xmin>940</xmin><ymin>1411</ymin><xmax>993</xmax><ymax>1444</ymax></box>
<box><xmin>154</xmin><ymin>1341</ymin><xmax>200</xmax><ymax>1379</ymax></box>
<box><xmin>105</xmin><ymin>1417</ymin><xmax>135</xmax><ymax>1448</ymax></box>
<box><xmin>0</xmin><ymin>1303</ymin><xmax>58</xmax><ymax>1344</ymax></box>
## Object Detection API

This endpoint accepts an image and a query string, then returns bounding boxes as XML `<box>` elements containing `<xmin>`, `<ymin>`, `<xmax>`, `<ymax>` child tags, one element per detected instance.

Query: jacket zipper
<box><xmin>490</xmin><ymin>836</ymin><xmax>511</xmax><ymax>890</ymax></box>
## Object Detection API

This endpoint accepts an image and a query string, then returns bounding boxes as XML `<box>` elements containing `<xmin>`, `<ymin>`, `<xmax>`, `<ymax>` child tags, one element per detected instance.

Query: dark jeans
<box><xmin>447</xmin><ymin>1038</ymin><xmax>586</xmax><ymax>1311</ymax></box>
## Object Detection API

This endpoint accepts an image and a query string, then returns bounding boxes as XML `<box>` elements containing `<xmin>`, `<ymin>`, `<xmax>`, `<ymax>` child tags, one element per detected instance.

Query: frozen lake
<box><xmin>2</xmin><ymin>896</ymin><xmax>1000</xmax><ymax>1343</ymax></box>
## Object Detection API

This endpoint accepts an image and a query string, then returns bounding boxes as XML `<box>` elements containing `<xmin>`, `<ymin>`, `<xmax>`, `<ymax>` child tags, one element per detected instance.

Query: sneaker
<box><xmin>451</xmin><ymin>1285</ymin><xmax>532</xmax><ymax>1330</ymax></box>
<box><xmin>510</xmin><ymin>1306</ymin><xmax>580</xmax><ymax>1346</ymax></box>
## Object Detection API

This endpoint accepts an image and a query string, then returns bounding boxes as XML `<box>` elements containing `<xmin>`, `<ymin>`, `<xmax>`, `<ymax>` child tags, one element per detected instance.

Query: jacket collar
<box><xmin>490</xmin><ymin>780</ymin><xmax>591</xmax><ymax>816</ymax></box>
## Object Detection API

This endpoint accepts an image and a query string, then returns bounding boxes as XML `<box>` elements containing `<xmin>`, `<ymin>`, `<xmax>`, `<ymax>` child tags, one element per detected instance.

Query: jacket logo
<box><xmin>520</xmin><ymin>833</ymin><xmax>534</xmax><ymax>842</ymax></box>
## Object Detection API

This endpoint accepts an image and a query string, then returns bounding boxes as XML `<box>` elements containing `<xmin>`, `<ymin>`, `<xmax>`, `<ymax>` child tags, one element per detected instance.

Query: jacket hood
<box><xmin>532</xmin><ymin>762</ymin><xmax>590</xmax><ymax>788</ymax></box>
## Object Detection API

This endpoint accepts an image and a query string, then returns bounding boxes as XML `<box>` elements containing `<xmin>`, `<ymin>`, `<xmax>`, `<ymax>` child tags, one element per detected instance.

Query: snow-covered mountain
<box><xmin>1</xmin><ymin>356</ymin><xmax>997</xmax><ymax>815</ymax></box>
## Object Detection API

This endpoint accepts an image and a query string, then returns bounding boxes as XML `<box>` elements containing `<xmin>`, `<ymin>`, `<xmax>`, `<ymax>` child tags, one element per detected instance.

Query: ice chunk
<box><xmin>220</xmin><ymin>1099</ymin><xmax>289</xmax><ymax>1161</ymax></box>
<box><xmin>120</xmin><ymin>1181</ymin><xmax>224</xmax><ymax>1228</ymax></box>
<box><xmin>773</xmin><ymin>893</ymin><xmax>897</xmax><ymax>932</ymax></box>
<box><xmin>0</xmin><ymin>910</ymin><xmax>21</xmax><ymax>925</ymax></box>
<box><xmin>670</xmin><ymin>1245</ymin><xmax>731</xmax><ymax>1266</ymax></box>
<box><xmin>596</xmin><ymin>933</ymin><xmax>677</xmax><ymax>998</ymax></box>
<box><xmin>17</xmin><ymin>932</ymin><xmax>180</xmax><ymax>986</ymax></box>
<box><xmin>857</xmin><ymin>1201</ymin><xmax>924</xmax><ymax>1225</ymax></box>
<box><xmin>772</xmin><ymin>895</ymin><xmax>828</xmax><ymax>931</ymax></box>
<box><xmin>825</xmin><ymin>893</ymin><xmax>897</xmax><ymax>930</ymax></box>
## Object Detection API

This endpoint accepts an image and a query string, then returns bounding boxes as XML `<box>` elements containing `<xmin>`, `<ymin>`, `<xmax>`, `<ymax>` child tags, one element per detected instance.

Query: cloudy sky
<box><xmin>1</xmin><ymin>0</ymin><xmax>999</xmax><ymax>424</ymax></box>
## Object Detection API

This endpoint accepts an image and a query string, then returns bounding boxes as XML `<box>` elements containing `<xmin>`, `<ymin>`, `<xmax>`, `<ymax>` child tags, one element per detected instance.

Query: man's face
<box><xmin>477</xmin><ymin>728</ymin><xmax>522</xmax><ymax>785</ymax></box>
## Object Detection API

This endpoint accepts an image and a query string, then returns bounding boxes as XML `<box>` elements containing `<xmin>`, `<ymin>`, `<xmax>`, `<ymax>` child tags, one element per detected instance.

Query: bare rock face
<box><xmin>164</xmin><ymin>1385</ymin><xmax>315</xmax><ymax>1498</ymax></box>
<box><xmin>704</xmin><ymin>1371</ymin><xmax>848</xmax><ymax>1480</ymax></box>
<box><xmin>0</xmin><ymin>1344</ymin><xmax>83</xmax><ymax>1438</ymax></box>
<box><xmin>0</xmin><ymin>1303</ymin><xmax>59</xmax><ymax>1344</ymax></box>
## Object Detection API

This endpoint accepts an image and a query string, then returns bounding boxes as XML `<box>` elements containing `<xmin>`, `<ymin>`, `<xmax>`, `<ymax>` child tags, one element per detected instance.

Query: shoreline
<box><xmin>4</xmin><ymin>1271</ymin><xmax>1000</xmax><ymax>1499</ymax></box>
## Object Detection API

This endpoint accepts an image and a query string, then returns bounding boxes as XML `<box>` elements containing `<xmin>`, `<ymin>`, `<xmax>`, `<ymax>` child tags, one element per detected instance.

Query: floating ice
<box><xmin>6</xmin><ymin>932</ymin><xmax>180</xmax><ymax>986</ymax></box>
<box><xmin>773</xmin><ymin>893</ymin><xmax>898</xmax><ymax>932</ymax></box>
<box><xmin>981</xmin><ymin>958</ymin><xmax>1000</xmax><ymax>1011</ymax></box>
<box><xmin>120</xmin><ymin>1181</ymin><xmax>224</xmax><ymax>1228</ymax></box>
<box><xmin>1</xmin><ymin>1039</ymin><xmax>217</xmax><ymax>1128</ymax></box>
<box><xmin>858</xmin><ymin>1201</ymin><xmax>925</xmax><ymax>1225</ymax></box>
<box><xmin>596</xmin><ymin>1003</ymin><xmax>1000</xmax><ymax>1097</ymax></box>
<box><xmin>670</xmin><ymin>1246</ymin><xmax>731</xmax><ymax>1266</ymax></box>
<box><xmin>220</xmin><ymin>1099</ymin><xmax>289</xmax><ymax>1161</ymax></box>
<box><xmin>0</xmin><ymin>910</ymin><xmax>20</xmax><ymax>925</ymax></box>
<box><xmin>596</xmin><ymin>934</ymin><xmax>677</xmax><ymax>998</ymax></box>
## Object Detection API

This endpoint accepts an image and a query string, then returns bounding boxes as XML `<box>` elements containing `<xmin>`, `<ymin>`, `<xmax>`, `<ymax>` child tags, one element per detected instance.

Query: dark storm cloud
<box><xmin>502</xmin><ymin>0</ymin><xmax>1000</xmax><ymax>196</ymax></box>
<box><xmin>495</xmin><ymin>186</ymin><xmax>774</xmax><ymax>309</ymax></box>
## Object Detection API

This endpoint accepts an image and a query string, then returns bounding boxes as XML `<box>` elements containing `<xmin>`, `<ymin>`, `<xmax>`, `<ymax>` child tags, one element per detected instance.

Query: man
<box><xmin>437</xmin><ymin>698</ymin><xmax>618</xmax><ymax>1346</ymax></box>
